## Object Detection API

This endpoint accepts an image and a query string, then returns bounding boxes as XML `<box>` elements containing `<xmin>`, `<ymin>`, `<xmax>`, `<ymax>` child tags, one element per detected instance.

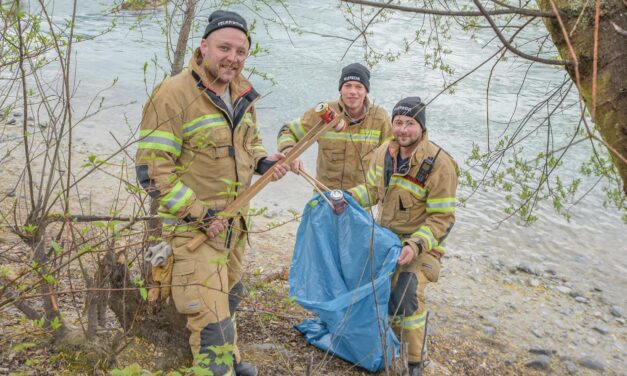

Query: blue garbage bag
<box><xmin>289</xmin><ymin>192</ymin><xmax>401</xmax><ymax>372</ymax></box>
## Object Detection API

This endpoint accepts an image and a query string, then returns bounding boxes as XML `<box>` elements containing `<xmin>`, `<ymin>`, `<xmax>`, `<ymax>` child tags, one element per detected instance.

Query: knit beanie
<box><xmin>392</xmin><ymin>97</ymin><xmax>427</xmax><ymax>130</ymax></box>
<box><xmin>203</xmin><ymin>10</ymin><xmax>251</xmax><ymax>45</ymax></box>
<box><xmin>338</xmin><ymin>63</ymin><xmax>370</xmax><ymax>92</ymax></box>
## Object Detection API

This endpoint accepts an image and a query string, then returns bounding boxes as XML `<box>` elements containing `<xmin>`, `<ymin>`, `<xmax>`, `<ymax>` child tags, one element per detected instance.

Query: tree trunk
<box><xmin>170</xmin><ymin>0</ymin><xmax>196</xmax><ymax>76</ymax></box>
<box><xmin>538</xmin><ymin>0</ymin><xmax>627</xmax><ymax>194</ymax></box>
<box><xmin>104</xmin><ymin>248</ymin><xmax>192</xmax><ymax>368</ymax></box>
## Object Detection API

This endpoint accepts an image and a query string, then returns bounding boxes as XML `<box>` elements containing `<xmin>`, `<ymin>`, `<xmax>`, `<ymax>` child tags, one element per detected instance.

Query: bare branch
<box><xmin>341</xmin><ymin>0</ymin><xmax>556</xmax><ymax>18</ymax></box>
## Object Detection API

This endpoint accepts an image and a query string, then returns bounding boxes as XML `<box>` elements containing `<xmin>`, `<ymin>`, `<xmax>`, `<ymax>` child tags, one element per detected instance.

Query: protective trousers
<box><xmin>388</xmin><ymin>252</ymin><xmax>440</xmax><ymax>363</ymax></box>
<box><xmin>169</xmin><ymin>222</ymin><xmax>247</xmax><ymax>376</ymax></box>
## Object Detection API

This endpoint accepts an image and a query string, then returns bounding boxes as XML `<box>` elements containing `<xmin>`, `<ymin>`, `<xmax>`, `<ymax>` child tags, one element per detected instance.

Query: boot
<box><xmin>234</xmin><ymin>361</ymin><xmax>258</xmax><ymax>376</ymax></box>
<box><xmin>408</xmin><ymin>361</ymin><xmax>423</xmax><ymax>376</ymax></box>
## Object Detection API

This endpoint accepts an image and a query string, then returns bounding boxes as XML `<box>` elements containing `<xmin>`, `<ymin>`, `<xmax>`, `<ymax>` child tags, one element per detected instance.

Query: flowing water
<box><xmin>25</xmin><ymin>1</ymin><xmax>626</xmax><ymax>304</ymax></box>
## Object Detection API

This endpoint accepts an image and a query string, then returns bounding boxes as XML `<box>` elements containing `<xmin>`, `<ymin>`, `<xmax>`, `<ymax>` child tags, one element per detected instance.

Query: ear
<box><xmin>199</xmin><ymin>38</ymin><xmax>209</xmax><ymax>57</ymax></box>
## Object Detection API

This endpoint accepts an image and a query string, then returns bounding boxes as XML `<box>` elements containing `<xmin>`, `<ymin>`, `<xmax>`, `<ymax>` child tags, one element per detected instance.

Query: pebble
<box><xmin>503</xmin><ymin>277</ymin><xmax>513</xmax><ymax>284</ymax></box>
<box><xmin>529</xmin><ymin>348</ymin><xmax>554</xmax><ymax>356</ymax></box>
<box><xmin>481</xmin><ymin>314</ymin><xmax>499</xmax><ymax>326</ymax></box>
<box><xmin>574</xmin><ymin>296</ymin><xmax>587</xmax><ymax>303</ymax></box>
<box><xmin>525</xmin><ymin>355</ymin><xmax>551</xmax><ymax>370</ymax></box>
<box><xmin>263</xmin><ymin>210</ymin><xmax>278</xmax><ymax>219</ymax></box>
<box><xmin>578</xmin><ymin>357</ymin><xmax>604</xmax><ymax>372</ymax></box>
<box><xmin>556</xmin><ymin>285</ymin><xmax>572</xmax><ymax>295</ymax></box>
<box><xmin>516</xmin><ymin>262</ymin><xmax>538</xmax><ymax>275</ymax></box>
<box><xmin>529</xmin><ymin>278</ymin><xmax>540</xmax><ymax>287</ymax></box>
<box><xmin>592</xmin><ymin>325</ymin><xmax>609</xmax><ymax>335</ymax></box>
<box><xmin>531</xmin><ymin>328</ymin><xmax>543</xmax><ymax>338</ymax></box>
<box><xmin>564</xmin><ymin>360</ymin><xmax>578</xmax><ymax>375</ymax></box>
<box><xmin>12</xmin><ymin>112</ymin><xmax>22</xmax><ymax>117</ymax></box>
<box><xmin>586</xmin><ymin>337</ymin><xmax>597</xmax><ymax>345</ymax></box>
<box><xmin>610</xmin><ymin>305</ymin><xmax>623</xmax><ymax>318</ymax></box>
<box><xmin>483</xmin><ymin>326</ymin><xmax>496</xmax><ymax>337</ymax></box>
<box><xmin>7</xmin><ymin>118</ymin><xmax>16</xmax><ymax>125</ymax></box>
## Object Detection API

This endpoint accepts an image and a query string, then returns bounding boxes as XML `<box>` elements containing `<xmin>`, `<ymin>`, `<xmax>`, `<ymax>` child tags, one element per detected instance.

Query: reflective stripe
<box><xmin>320</xmin><ymin>130</ymin><xmax>381</xmax><ymax>143</ymax></box>
<box><xmin>278</xmin><ymin>133</ymin><xmax>297</xmax><ymax>146</ymax></box>
<box><xmin>434</xmin><ymin>236</ymin><xmax>447</xmax><ymax>253</ymax></box>
<box><xmin>367</xmin><ymin>164</ymin><xmax>383</xmax><ymax>186</ymax></box>
<box><xmin>350</xmin><ymin>184</ymin><xmax>372</xmax><ymax>207</ymax></box>
<box><xmin>139</xmin><ymin>129</ymin><xmax>182</xmax><ymax>156</ymax></box>
<box><xmin>160</xmin><ymin>181</ymin><xmax>193</xmax><ymax>214</ymax></box>
<box><xmin>390</xmin><ymin>176</ymin><xmax>427</xmax><ymax>198</ymax></box>
<box><xmin>426</xmin><ymin>197</ymin><xmax>456</xmax><ymax>213</ymax></box>
<box><xmin>182</xmin><ymin>114</ymin><xmax>227</xmax><ymax>137</ymax></box>
<box><xmin>401</xmin><ymin>311</ymin><xmax>427</xmax><ymax>329</ymax></box>
<box><xmin>288</xmin><ymin>118</ymin><xmax>306</xmax><ymax>139</ymax></box>
<box><xmin>413</xmin><ymin>226</ymin><xmax>436</xmax><ymax>251</ymax></box>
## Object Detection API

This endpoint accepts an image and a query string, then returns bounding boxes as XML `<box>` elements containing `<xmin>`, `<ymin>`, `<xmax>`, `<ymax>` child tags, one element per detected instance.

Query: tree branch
<box><xmin>341</xmin><ymin>0</ymin><xmax>555</xmax><ymax>18</ymax></box>
<box><xmin>472</xmin><ymin>0</ymin><xmax>571</xmax><ymax>66</ymax></box>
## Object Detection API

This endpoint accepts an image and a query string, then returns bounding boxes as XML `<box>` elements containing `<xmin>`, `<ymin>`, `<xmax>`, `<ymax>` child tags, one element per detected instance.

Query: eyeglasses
<box><xmin>392</xmin><ymin>120</ymin><xmax>419</xmax><ymax>129</ymax></box>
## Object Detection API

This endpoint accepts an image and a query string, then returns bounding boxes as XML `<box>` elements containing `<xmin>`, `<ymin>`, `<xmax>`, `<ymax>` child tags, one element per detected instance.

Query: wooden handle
<box><xmin>186</xmin><ymin>110</ymin><xmax>341</xmax><ymax>251</ymax></box>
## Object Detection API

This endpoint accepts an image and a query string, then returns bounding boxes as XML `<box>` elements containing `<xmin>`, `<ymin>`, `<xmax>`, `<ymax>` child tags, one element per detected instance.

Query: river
<box><xmin>28</xmin><ymin>1</ymin><xmax>627</xmax><ymax>304</ymax></box>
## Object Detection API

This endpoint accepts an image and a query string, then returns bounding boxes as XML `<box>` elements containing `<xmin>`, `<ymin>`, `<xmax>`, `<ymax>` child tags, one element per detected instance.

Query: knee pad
<box><xmin>228</xmin><ymin>281</ymin><xmax>244</xmax><ymax>315</ymax></box>
<box><xmin>388</xmin><ymin>272</ymin><xmax>418</xmax><ymax>316</ymax></box>
<box><xmin>199</xmin><ymin>317</ymin><xmax>235</xmax><ymax>374</ymax></box>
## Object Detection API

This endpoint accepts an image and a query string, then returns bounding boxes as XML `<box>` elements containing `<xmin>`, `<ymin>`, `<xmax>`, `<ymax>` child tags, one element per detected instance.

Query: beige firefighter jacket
<box><xmin>135</xmin><ymin>49</ymin><xmax>268</xmax><ymax>247</ymax></box>
<box><xmin>347</xmin><ymin>134</ymin><xmax>458</xmax><ymax>257</ymax></box>
<box><xmin>277</xmin><ymin>99</ymin><xmax>392</xmax><ymax>190</ymax></box>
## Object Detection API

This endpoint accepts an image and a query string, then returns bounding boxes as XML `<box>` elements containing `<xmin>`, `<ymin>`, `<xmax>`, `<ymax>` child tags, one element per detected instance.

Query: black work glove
<box><xmin>388</xmin><ymin>272</ymin><xmax>419</xmax><ymax>316</ymax></box>
<box><xmin>183</xmin><ymin>209</ymin><xmax>217</xmax><ymax>234</ymax></box>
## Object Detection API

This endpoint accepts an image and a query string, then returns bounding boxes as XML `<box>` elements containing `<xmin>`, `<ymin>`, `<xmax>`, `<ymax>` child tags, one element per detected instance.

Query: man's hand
<box><xmin>397</xmin><ymin>244</ymin><xmax>416</xmax><ymax>265</ymax></box>
<box><xmin>265</xmin><ymin>153</ymin><xmax>289</xmax><ymax>181</ymax></box>
<box><xmin>289</xmin><ymin>159</ymin><xmax>304</xmax><ymax>175</ymax></box>
<box><xmin>204</xmin><ymin>217</ymin><xmax>228</xmax><ymax>238</ymax></box>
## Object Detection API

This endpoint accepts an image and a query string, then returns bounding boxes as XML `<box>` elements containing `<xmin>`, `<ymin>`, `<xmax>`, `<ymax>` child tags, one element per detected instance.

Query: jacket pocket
<box><xmin>171</xmin><ymin>260</ymin><xmax>204</xmax><ymax>314</ymax></box>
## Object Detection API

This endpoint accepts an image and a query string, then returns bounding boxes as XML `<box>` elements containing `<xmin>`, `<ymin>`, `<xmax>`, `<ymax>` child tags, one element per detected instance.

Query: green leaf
<box><xmin>12</xmin><ymin>342</ymin><xmax>36</xmax><ymax>353</ymax></box>
<box><xmin>140</xmin><ymin>287</ymin><xmax>147</xmax><ymax>301</ymax></box>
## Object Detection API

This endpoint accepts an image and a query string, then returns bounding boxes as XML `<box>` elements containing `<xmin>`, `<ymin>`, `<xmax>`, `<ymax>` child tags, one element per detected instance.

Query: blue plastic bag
<box><xmin>289</xmin><ymin>192</ymin><xmax>401</xmax><ymax>372</ymax></box>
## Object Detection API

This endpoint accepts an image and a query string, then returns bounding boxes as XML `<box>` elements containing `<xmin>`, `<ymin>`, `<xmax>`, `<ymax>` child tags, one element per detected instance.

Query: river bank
<box><xmin>0</xmin><ymin>115</ymin><xmax>625</xmax><ymax>375</ymax></box>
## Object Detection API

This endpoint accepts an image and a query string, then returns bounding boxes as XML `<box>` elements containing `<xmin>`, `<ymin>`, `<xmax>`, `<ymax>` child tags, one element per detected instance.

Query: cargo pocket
<box><xmin>171</xmin><ymin>260</ymin><xmax>204</xmax><ymax>314</ymax></box>
<box><xmin>152</xmin><ymin>254</ymin><xmax>174</xmax><ymax>300</ymax></box>
<box><xmin>418</xmin><ymin>252</ymin><xmax>441</xmax><ymax>283</ymax></box>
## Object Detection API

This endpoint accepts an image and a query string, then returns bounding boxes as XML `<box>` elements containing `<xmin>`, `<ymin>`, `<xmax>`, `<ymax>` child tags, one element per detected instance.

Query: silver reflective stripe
<box><xmin>164</xmin><ymin>185</ymin><xmax>189</xmax><ymax>211</ymax></box>
<box><xmin>183</xmin><ymin>116</ymin><xmax>226</xmax><ymax>136</ymax></box>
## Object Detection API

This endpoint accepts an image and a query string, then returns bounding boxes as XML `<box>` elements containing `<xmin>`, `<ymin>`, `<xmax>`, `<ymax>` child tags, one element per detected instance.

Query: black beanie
<box><xmin>392</xmin><ymin>97</ymin><xmax>427</xmax><ymax>130</ymax></box>
<box><xmin>203</xmin><ymin>10</ymin><xmax>251</xmax><ymax>45</ymax></box>
<box><xmin>338</xmin><ymin>63</ymin><xmax>370</xmax><ymax>92</ymax></box>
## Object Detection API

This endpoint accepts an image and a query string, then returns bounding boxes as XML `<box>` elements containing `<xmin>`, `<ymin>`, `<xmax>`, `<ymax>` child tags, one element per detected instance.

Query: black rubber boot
<box><xmin>234</xmin><ymin>361</ymin><xmax>258</xmax><ymax>376</ymax></box>
<box><xmin>408</xmin><ymin>362</ymin><xmax>423</xmax><ymax>376</ymax></box>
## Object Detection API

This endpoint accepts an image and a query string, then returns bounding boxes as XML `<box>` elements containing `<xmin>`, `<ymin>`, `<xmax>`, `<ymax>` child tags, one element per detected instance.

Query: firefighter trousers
<box><xmin>389</xmin><ymin>252</ymin><xmax>441</xmax><ymax>363</ymax></box>
<box><xmin>169</xmin><ymin>225</ymin><xmax>247</xmax><ymax>376</ymax></box>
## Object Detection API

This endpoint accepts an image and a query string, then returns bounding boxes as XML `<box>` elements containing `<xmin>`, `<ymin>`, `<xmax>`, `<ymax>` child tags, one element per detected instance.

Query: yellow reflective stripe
<box><xmin>413</xmin><ymin>226</ymin><xmax>436</xmax><ymax>250</ymax></box>
<box><xmin>390</xmin><ymin>176</ymin><xmax>427</xmax><ymax>198</ymax></box>
<box><xmin>288</xmin><ymin>118</ymin><xmax>306</xmax><ymax>139</ymax></box>
<box><xmin>349</xmin><ymin>184</ymin><xmax>373</xmax><ymax>207</ymax></box>
<box><xmin>434</xmin><ymin>237</ymin><xmax>447</xmax><ymax>253</ymax></box>
<box><xmin>160</xmin><ymin>181</ymin><xmax>193</xmax><ymax>214</ymax></box>
<box><xmin>182</xmin><ymin>113</ymin><xmax>227</xmax><ymax>137</ymax></box>
<box><xmin>139</xmin><ymin>129</ymin><xmax>182</xmax><ymax>156</ymax></box>
<box><xmin>401</xmin><ymin>311</ymin><xmax>427</xmax><ymax>329</ymax></box>
<box><xmin>426</xmin><ymin>197</ymin><xmax>456</xmax><ymax>213</ymax></box>
<box><xmin>320</xmin><ymin>131</ymin><xmax>380</xmax><ymax>143</ymax></box>
<box><xmin>278</xmin><ymin>133</ymin><xmax>297</xmax><ymax>146</ymax></box>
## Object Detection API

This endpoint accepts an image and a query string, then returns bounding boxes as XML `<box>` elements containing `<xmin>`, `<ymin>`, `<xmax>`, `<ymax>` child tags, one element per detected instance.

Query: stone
<box><xmin>610</xmin><ymin>305</ymin><xmax>623</xmax><ymax>318</ymax></box>
<box><xmin>483</xmin><ymin>326</ymin><xmax>496</xmax><ymax>337</ymax></box>
<box><xmin>531</xmin><ymin>328</ymin><xmax>543</xmax><ymax>338</ymax></box>
<box><xmin>564</xmin><ymin>360</ymin><xmax>578</xmax><ymax>375</ymax></box>
<box><xmin>525</xmin><ymin>355</ymin><xmax>551</xmax><ymax>370</ymax></box>
<box><xmin>503</xmin><ymin>277</ymin><xmax>513</xmax><ymax>284</ymax></box>
<box><xmin>12</xmin><ymin>112</ymin><xmax>22</xmax><ymax>117</ymax></box>
<box><xmin>7</xmin><ymin>118</ymin><xmax>16</xmax><ymax>125</ymax></box>
<box><xmin>516</xmin><ymin>262</ymin><xmax>538</xmax><ymax>275</ymax></box>
<box><xmin>586</xmin><ymin>337</ymin><xmax>597</xmax><ymax>345</ymax></box>
<box><xmin>529</xmin><ymin>348</ymin><xmax>554</xmax><ymax>356</ymax></box>
<box><xmin>574</xmin><ymin>296</ymin><xmax>587</xmax><ymax>303</ymax></box>
<box><xmin>556</xmin><ymin>285</ymin><xmax>572</xmax><ymax>295</ymax></box>
<box><xmin>578</xmin><ymin>357</ymin><xmax>604</xmax><ymax>372</ymax></box>
<box><xmin>529</xmin><ymin>278</ymin><xmax>540</xmax><ymax>287</ymax></box>
<box><xmin>592</xmin><ymin>325</ymin><xmax>609</xmax><ymax>335</ymax></box>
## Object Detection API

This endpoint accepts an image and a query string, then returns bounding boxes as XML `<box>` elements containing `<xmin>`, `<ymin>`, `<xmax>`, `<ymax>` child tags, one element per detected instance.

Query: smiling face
<box><xmin>340</xmin><ymin>81</ymin><xmax>367</xmax><ymax>116</ymax></box>
<box><xmin>200</xmin><ymin>27</ymin><xmax>250</xmax><ymax>87</ymax></box>
<box><xmin>392</xmin><ymin>115</ymin><xmax>423</xmax><ymax>148</ymax></box>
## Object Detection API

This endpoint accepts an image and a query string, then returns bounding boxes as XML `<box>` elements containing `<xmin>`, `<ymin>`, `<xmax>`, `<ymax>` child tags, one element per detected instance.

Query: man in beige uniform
<box><xmin>135</xmin><ymin>10</ymin><xmax>289</xmax><ymax>376</ymax></box>
<box><xmin>277</xmin><ymin>63</ymin><xmax>392</xmax><ymax>189</ymax></box>
<box><xmin>347</xmin><ymin>97</ymin><xmax>458</xmax><ymax>376</ymax></box>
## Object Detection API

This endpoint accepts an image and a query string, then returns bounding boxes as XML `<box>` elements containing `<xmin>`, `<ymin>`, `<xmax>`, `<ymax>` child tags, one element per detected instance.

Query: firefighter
<box><xmin>277</xmin><ymin>63</ymin><xmax>392</xmax><ymax>190</ymax></box>
<box><xmin>347</xmin><ymin>97</ymin><xmax>458</xmax><ymax>375</ymax></box>
<box><xmin>135</xmin><ymin>10</ymin><xmax>290</xmax><ymax>376</ymax></box>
